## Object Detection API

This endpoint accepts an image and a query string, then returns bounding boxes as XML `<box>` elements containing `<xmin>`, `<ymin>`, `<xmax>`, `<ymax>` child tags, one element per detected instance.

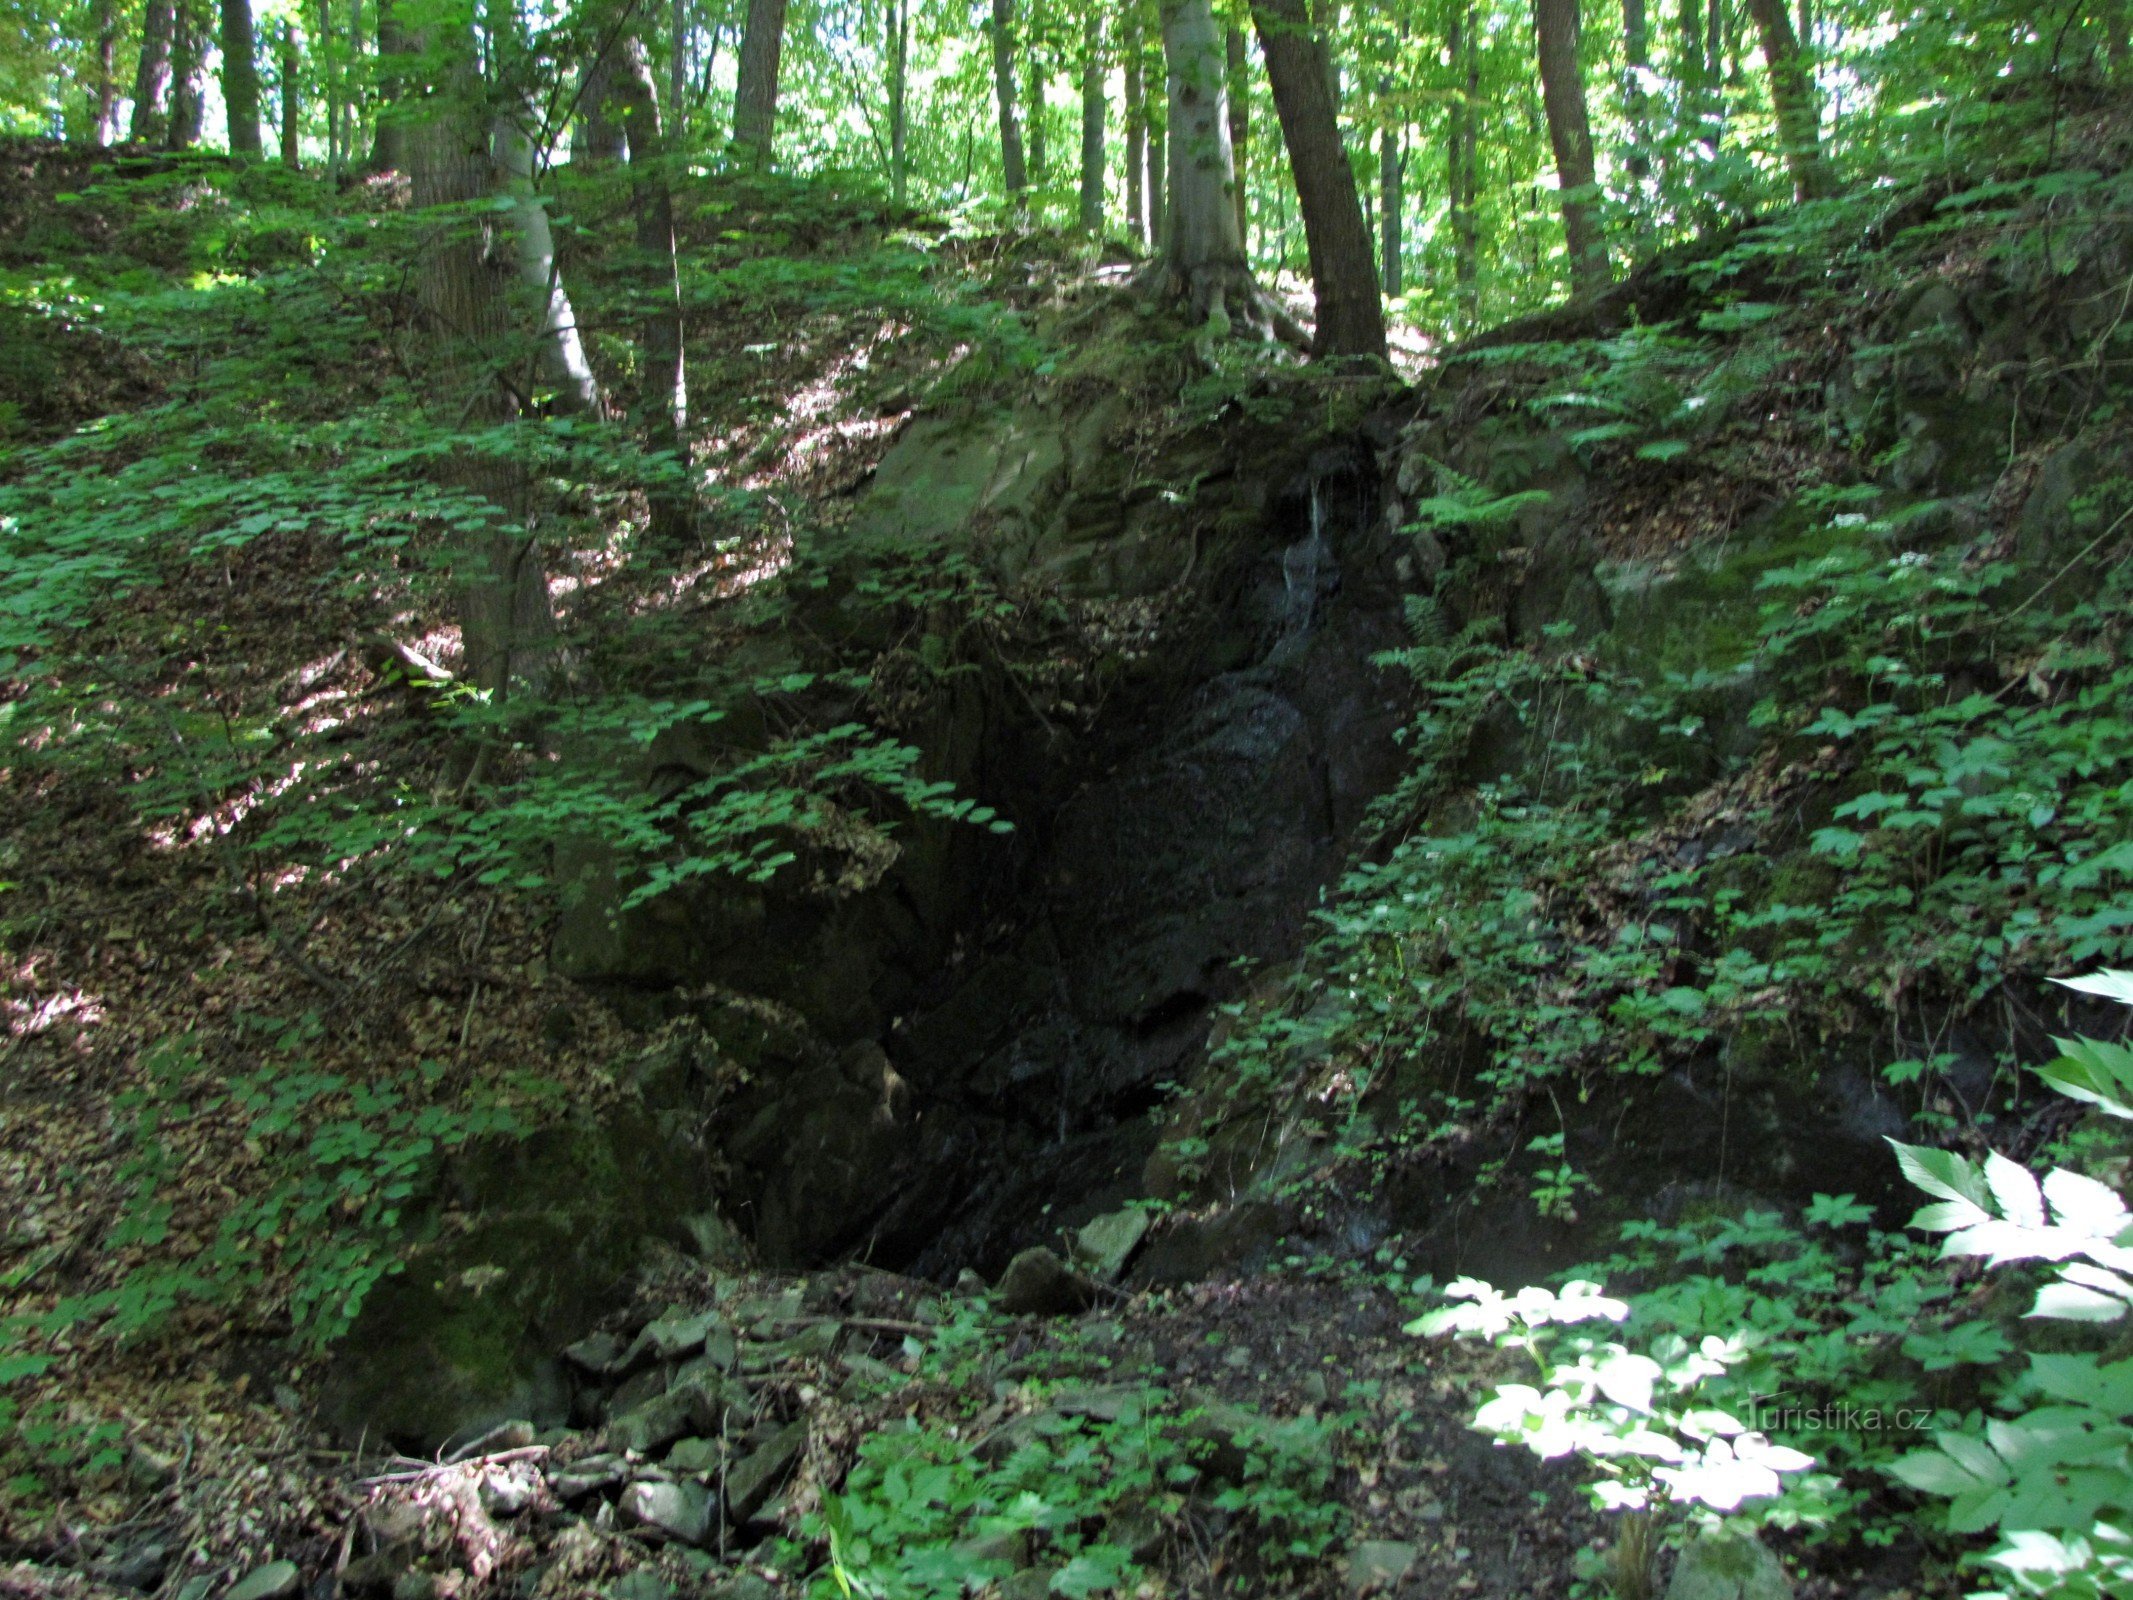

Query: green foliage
<box><xmin>1414</xmin><ymin>1277</ymin><xmax>1818</xmax><ymax>1520</ymax></box>
<box><xmin>1882</xmin><ymin>977</ymin><xmax>2133</xmax><ymax>1600</ymax></box>
<box><xmin>806</xmin><ymin>1390</ymin><xmax>1346</xmax><ymax>1598</ymax></box>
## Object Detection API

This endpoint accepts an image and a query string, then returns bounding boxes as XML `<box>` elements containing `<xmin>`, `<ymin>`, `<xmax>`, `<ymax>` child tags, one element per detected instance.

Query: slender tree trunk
<box><xmin>92</xmin><ymin>0</ymin><xmax>120</xmax><ymax>145</ymax></box>
<box><xmin>167</xmin><ymin>0</ymin><xmax>209</xmax><ymax>150</ymax></box>
<box><xmin>579</xmin><ymin>50</ymin><xmax>627</xmax><ymax>162</ymax></box>
<box><xmin>669</xmin><ymin>0</ymin><xmax>687</xmax><ymax>129</ymax></box>
<box><xmin>1124</xmin><ymin>45</ymin><xmax>1147</xmax><ymax>243</ymax></box>
<box><xmin>1079</xmin><ymin>10</ymin><xmax>1106</xmax><ymax>230</ymax></box>
<box><xmin>407</xmin><ymin>16</ymin><xmax>553</xmax><ymax>697</ymax></box>
<box><xmin>1622</xmin><ymin>0</ymin><xmax>1651</xmax><ymax>178</ymax></box>
<box><xmin>1027</xmin><ymin>35</ymin><xmax>1049</xmax><ymax>192</ymax></box>
<box><xmin>1535</xmin><ymin>0</ymin><xmax>1608</xmax><ymax>296</ymax></box>
<box><xmin>369</xmin><ymin>0</ymin><xmax>408</xmax><ymax>172</ymax></box>
<box><xmin>1678</xmin><ymin>0</ymin><xmax>1714</xmax><ymax>154</ymax></box>
<box><xmin>320</xmin><ymin>0</ymin><xmax>340</xmax><ymax>173</ymax></box>
<box><xmin>344</xmin><ymin>0</ymin><xmax>365</xmax><ymax>168</ymax></box>
<box><xmin>607</xmin><ymin>34</ymin><xmax>694</xmax><ymax>549</ymax></box>
<box><xmin>1250</xmin><ymin>0</ymin><xmax>1386</xmax><ymax>358</ymax></box>
<box><xmin>732</xmin><ymin>0</ymin><xmax>787</xmax><ymax>161</ymax></box>
<box><xmin>492</xmin><ymin>113</ymin><xmax>603</xmax><ymax>416</ymax></box>
<box><xmin>991</xmin><ymin>0</ymin><xmax>1028</xmax><ymax>204</ymax></box>
<box><xmin>1225</xmin><ymin>23</ymin><xmax>1250</xmax><ymax>244</ymax></box>
<box><xmin>1149</xmin><ymin>112</ymin><xmax>1167</xmax><ymax>245</ymax></box>
<box><xmin>888</xmin><ymin>0</ymin><xmax>909</xmax><ymax>206</ymax></box>
<box><xmin>222</xmin><ymin>0</ymin><xmax>264</xmax><ymax>155</ymax></box>
<box><xmin>280</xmin><ymin>17</ymin><xmax>302</xmax><ymax>163</ymax></box>
<box><xmin>1379</xmin><ymin>114</ymin><xmax>1401</xmax><ymax>299</ymax></box>
<box><xmin>1451</xmin><ymin>0</ymin><xmax>1479</xmax><ymax>329</ymax></box>
<box><xmin>1743</xmin><ymin>0</ymin><xmax>1829</xmax><ymax>198</ymax></box>
<box><xmin>132</xmin><ymin>0</ymin><xmax>177</xmax><ymax>142</ymax></box>
<box><xmin>1706</xmin><ymin>0</ymin><xmax>1727</xmax><ymax>146</ymax></box>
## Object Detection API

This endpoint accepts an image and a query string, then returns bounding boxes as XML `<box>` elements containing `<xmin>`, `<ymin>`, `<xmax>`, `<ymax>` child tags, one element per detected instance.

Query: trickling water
<box><xmin>1281</xmin><ymin>478</ymin><xmax>1335</xmax><ymax>637</ymax></box>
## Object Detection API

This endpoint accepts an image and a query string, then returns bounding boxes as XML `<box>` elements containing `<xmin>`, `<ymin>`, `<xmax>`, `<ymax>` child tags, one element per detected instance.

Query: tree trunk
<box><xmin>369</xmin><ymin>0</ymin><xmax>408</xmax><ymax>172</ymax></box>
<box><xmin>669</xmin><ymin>0</ymin><xmax>687</xmax><ymax>130</ymax></box>
<box><xmin>578</xmin><ymin>51</ymin><xmax>627</xmax><ymax>163</ymax></box>
<box><xmin>1622</xmin><ymin>0</ymin><xmax>1651</xmax><ymax>178</ymax></box>
<box><xmin>1535</xmin><ymin>0</ymin><xmax>1608</xmax><ymax>297</ymax></box>
<box><xmin>888</xmin><ymin>0</ymin><xmax>909</xmax><ymax>206</ymax></box>
<box><xmin>1027</xmin><ymin>39</ymin><xmax>1049</xmax><ymax>192</ymax></box>
<box><xmin>1706</xmin><ymin>0</ymin><xmax>1727</xmax><ymax>145</ymax></box>
<box><xmin>732</xmin><ymin>0</ymin><xmax>787</xmax><ymax>162</ymax></box>
<box><xmin>1451</xmin><ymin>0</ymin><xmax>1478</xmax><ymax>329</ymax></box>
<box><xmin>1159</xmin><ymin>0</ymin><xmax>1243</xmax><ymax>292</ymax></box>
<box><xmin>1678</xmin><ymin>0</ymin><xmax>1715</xmax><ymax>154</ymax></box>
<box><xmin>1153</xmin><ymin>0</ymin><xmax>1302</xmax><ymax>345</ymax></box>
<box><xmin>607</xmin><ymin>34</ymin><xmax>695</xmax><ymax>549</ymax></box>
<box><xmin>132</xmin><ymin>0</ymin><xmax>177</xmax><ymax>142</ymax></box>
<box><xmin>1124</xmin><ymin>45</ymin><xmax>1147</xmax><ymax>243</ymax></box>
<box><xmin>1148</xmin><ymin>114</ymin><xmax>1167</xmax><ymax>246</ymax></box>
<box><xmin>492</xmin><ymin>113</ymin><xmax>603</xmax><ymax>417</ymax></box>
<box><xmin>1379</xmin><ymin>116</ymin><xmax>1401</xmax><ymax>299</ymax></box>
<box><xmin>1743</xmin><ymin>0</ymin><xmax>1830</xmax><ymax>198</ymax></box>
<box><xmin>1312</xmin><ymin>0</ymin><xmax>1340</xmax><ymax>106</ymax></box>
<box><xmin>92</xmin><ymin>0</ymin><xmax>120</xmax><ymax>145</ymax></box>
<box><xmin>222</xmin><ymin>0</ymin><xmax>264</xmax><ymax>155</ymax></box>
<box><xmin>407</xmin><ymin>17</ymin><xmax>553</xmax><ymax>697</ymax></box>
<box><xmin>1225</xmin><ymin>22</ymin><xmax>1249</xmax><ymax>243</ymax></box>
<box><xmin>319</xmin><ymin>0</ymin><xmax>340</xmax><ymax>172</ymax></box>
<box><xmin>1250</xmin><ymin>0</ymin><xmax>1386</xmax><ymax>358</ymax></box>
<box><xmin>1079</xmin><ymin>10</ymin><xmax>1106</xmax><ymax>231</ymax></box>
<box><xmin>991</xmin><ymin>0</ymin><xmax>1028</xmax><ymax>204</ymax></box>
<box><xmin>280</xmin><ymin>17</ymin><xmax>302</xmax><ymax>164</ymax></box>
<box><xmin>167</xmin><ymin>0</ymin><xmax>208</xmax><ymax>150</ymax></box>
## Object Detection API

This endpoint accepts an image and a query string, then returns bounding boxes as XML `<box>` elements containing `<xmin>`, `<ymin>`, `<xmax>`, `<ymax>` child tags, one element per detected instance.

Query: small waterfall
<box><xmin>1281</xmin><ymin>477</ymin><xmax>1335</xmax><ymax>638</ymax></box>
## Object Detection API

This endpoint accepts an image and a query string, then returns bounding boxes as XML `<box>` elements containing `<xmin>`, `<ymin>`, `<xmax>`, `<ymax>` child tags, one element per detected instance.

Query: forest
<box><xmin>3</xmin><ymin>0</ymin><xmax>2133</xmax><ymax>1596</ymax></box>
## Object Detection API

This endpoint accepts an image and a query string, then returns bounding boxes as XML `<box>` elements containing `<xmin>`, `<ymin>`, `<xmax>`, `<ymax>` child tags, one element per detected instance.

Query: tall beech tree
<box><xmin>1535</xmin><ymin>0</ymin><xmax>1608</xmax><ymax>295</ymax></box>
<box><xmin>888</xmin><ymin>0</ymin><xmax>910</xmax><ymax>206</ymax></box>
<box><xmin>1251</xmin><ymin>0</ymin><xmax>1387</xmax><ymax>358</ymax></box>
<box><xmin>222</xmin><ymin>0</ymin><xmax>264</xmax><ymax>156</ymax></box>
<box><xmin>607</xmin><ymin>32</ymin><xmax>694</xmax><ymax>549</ymax></box>
<box><xmin>1744</xmin><ymin>0</ymin><xmax>1832</xmax><ymax>198</ymax></box>
<box><xmin>1225</xmin><ymin>21</ymin><xmax>1249</xmax><ymax>240</ymax></box>
<box><xmin>732</xmin><ymin>0</ymin><xmax>787</xmax><ymax>160</ymax></box>
<box><xmin>1150</xmin><ymin>0</ymin><xmax>1300</xmax><ymax>344</ymax></box>
<box><xmin>405</xmin><ymin>4</ymin><xmax>554</xmax><ymax>698</ymax></box>
<box><xmin>167</xmin><ymin>0</ymin><xmax>208</xmax><ymax>149</ymax></box>
<box><xmin>280</xmin><ymin>18</ymin><xmax>301</xmax><ymax>164</ymax></box>
<box><xmin>91</xmin><ymin>0</ymin><xmax>119</xmax><ymax>144</ymax></box>
<box><xmin>130</xmin><ymin>0</ymin><xmax>175</xmax><ymax>141</ymax></box>
<box><xmin>990</xmin><ymin>0</ymin><xmax>1028</xmax><ymax>203</ymax></box>
<box><xmin>1124</xmin><ymin>38</ymin><xmax>1148</xmax><ymax>242</ymax></box>
<box><xmin>1078</xmin><ymin>9</ymin><xmax>1106</xmax><ymax>230</ymax></box>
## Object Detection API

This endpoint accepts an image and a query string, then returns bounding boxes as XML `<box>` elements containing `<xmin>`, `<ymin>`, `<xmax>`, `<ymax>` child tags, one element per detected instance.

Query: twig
<box><xmin>356</xmin><ymin>1444</ymin><xmax>549</xmax><ymax>1487</ymax></box>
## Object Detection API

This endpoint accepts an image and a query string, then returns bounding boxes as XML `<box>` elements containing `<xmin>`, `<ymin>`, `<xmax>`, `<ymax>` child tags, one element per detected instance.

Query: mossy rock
<box><xmin>321</xmin><ymin>1108</ymin><xmax>721</xmax><ymax>1453</ymax></box>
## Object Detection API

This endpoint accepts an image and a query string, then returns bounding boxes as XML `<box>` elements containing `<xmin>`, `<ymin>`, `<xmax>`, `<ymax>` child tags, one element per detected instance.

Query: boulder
<box><xmin>1666</xmin><ymin>1527</ymin><xmax>1792</xmax><ymax>1600</ymax></box>
<box><xmin>607</xmin><ymin>1379</ymin><xmax>733</xmax><ymax>1456</ymax></box>
<box><xmin>619</xmin><ymin>1479</ymin><xmax>716</xmax><ymax>1546</ymax></box>
<box><xmin>994</xmin><ymin>1248</ymin><xmax>1096</xmax><ymax>1315</ymax></box>
<box><xmin>1072</xmin><ymin>1207</ymin><xmax>1151</xmax><ymax>1282</ymax></box>
<box><xmin>725</xmin><ymin>1420</ymin><xmax>807</xmax><ymax>1524</ymax></box>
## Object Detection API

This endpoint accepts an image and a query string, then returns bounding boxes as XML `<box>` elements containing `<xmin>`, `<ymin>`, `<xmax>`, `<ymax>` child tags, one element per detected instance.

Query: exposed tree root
<box><xmin>1135</xmin><ymin>259</ymin><xmax>1311</xmax><ymax>362</ymax></box>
